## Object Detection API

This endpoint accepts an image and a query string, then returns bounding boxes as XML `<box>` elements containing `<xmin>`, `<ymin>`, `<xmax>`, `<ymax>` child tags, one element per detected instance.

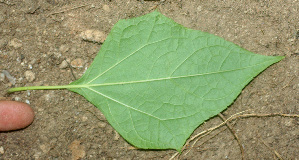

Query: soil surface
<box><xmin>0</xmin><ymin>0</ymin><xmax>298</xmax><ymax>159</ymax></box>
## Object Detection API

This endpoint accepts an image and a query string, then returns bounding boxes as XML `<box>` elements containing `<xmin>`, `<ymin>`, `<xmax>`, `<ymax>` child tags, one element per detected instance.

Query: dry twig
<box><xmin>170</xmin><ymin>111</ymin><xmax>298</xmax><ymax>160</ymax></box>
<box><xmin>260</xmin><ymin>138</ymin><xmax>284</xmax><ymax>160</ymax></box>
<box><xmin>48</xmin><ymin>3</ymin><xmax>93</xmax><ymax>16</ymax></box>
<box><xmin>184</xmin><ymin>126</ymin><xmax>228</xmax><ymax>156</ymax></box>
<box><xmin>218</xmin><ymin>113</ymin><xmax>245</xmax><ymax>160</ymax></box>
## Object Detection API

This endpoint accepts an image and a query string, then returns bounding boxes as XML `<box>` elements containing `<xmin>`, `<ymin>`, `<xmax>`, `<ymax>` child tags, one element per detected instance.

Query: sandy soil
<box><xmin>0</xmin><ymin>0</ymin><xmax>298</xmax><ymax>159</ymax></box>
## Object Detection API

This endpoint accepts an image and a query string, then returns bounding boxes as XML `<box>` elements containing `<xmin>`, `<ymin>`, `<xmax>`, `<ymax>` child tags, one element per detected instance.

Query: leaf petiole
<box><xmin>7</xmin><ymin>85</ymin><xmax>83</xmax><ymax>93</ymax></box>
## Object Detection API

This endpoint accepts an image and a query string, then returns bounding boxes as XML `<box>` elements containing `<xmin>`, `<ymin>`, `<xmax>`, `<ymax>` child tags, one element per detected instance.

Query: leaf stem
<box><xmin>8</xmin><ymin>85</ymin><xmax>83</xmax><ymax>93</ymax></box>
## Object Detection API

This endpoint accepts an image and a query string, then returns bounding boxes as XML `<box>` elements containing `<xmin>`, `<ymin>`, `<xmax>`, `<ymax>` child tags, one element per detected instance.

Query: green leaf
<box><xmin>8</xmin><ymin>11</ymin><xmax>284</xmax><ymax>151</ymax></box>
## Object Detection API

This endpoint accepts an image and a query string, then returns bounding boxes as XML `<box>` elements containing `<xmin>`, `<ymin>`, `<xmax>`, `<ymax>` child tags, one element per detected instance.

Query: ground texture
<box><xmin>0</xmin><ymin>0</ymin><xmax>298</xmax><ymax>159</ymax></box>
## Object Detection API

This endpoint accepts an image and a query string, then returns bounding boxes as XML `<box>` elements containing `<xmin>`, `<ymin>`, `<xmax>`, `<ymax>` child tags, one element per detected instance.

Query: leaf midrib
<box><xmin>68</xmin><ymin>59</ymin><xmax>276</xmax><ymax>89</ymax></box>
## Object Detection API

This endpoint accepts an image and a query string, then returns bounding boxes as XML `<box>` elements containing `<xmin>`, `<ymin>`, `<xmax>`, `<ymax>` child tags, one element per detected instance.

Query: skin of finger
<box><xmin>0</xmin><ymin>101</ymin><xmax>34</xmax><ymax>131</ymax></box>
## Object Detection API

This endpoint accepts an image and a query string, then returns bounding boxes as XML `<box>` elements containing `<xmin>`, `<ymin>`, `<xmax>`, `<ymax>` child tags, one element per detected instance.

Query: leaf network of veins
<box><xmin>80</xmin><ymin>38</ymin><xmax>268</xmax><ymax>88</ymax></box>
<box><xmin>73</xmin><ymin>38</ymin><xmax>274</xmax><ymax>122</ymax></box>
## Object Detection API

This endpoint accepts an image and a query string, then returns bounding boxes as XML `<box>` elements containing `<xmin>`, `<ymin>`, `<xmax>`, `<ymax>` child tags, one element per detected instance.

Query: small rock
<box><xmin>0</xmin><ymin>39</ymin><xmax>7</xmax><ymax>48</ymax></box>
<box><xmin>28</xmin><ymin>64</ymin><xmax>33</xmax><ymax>69</ymax></box>
<box><xmin>71</xmin><ymin>58</ymin><xmax>84</xmax><ymax>68</ymax></box>
<box><xmin>0</xmin><ymin>11</ymin><xmax>6</xmax><ymax>24</ymax></box>
<box><xmin>59</xmin><ymin>60</ymin><xmax>69</xmax><ymax>69</ymax></box>
<box><xmin>53</xmin><ymin>52</ymin><xmax>61</xmax><ymax>58</ymax></box>
<box><xmin>0</xmin><ymin>73</ymin><xmax>4</xmax><ymax>82</ymax></box>
<box><xmin>197</xmin><ymin>5</ymin><xmax>202</xmax><ymax>12</ymax></box>
<box><xmin>113</xmin><ymin>131</ymin><xmax>120</xmax><ymax>140</ymax></box>
<box><xmin>97</xmin><ymin>121</ymin><xmax>107</xmax><ymax>128</ymax></box>
<box><xmin>103</xmin><ymin>5</ymin><xmax>110</xmax><ymax>12</ymax></box>
<box><xmin>33</xmin><ymin>151</ymin><xmax>42</xmax><ymax>159</ymax></box>
<box><xmin>68</xmin><ymin>140</ymin><xmax>86</xmax><ymax>160</ymax></box>
<box><xmin>24</xmin><ymin>70</ymin><xmax>35</xmax><ymax>82</ymax></box>
<box><xmin>14</xmin><ymin>97</ymin><xmax>21</xmax><ymax>101</ymax></box>
<box><xmin>285</xmin><ymin>119</ymin><xmax>293</xmax><ymax>127</ymax></box>
<box><xmin>2</xmin><ymin>70</ymin><xmax>16</xmax><ymax>85</ymax></box>
<box><xmin>0</xmin><ymin>146</ymin><xmax>4</xmax><ymax>154</ymax></box>
<box><xmin>25</xmin><ymin>0</ymin><xmax>40</xmax><ymax>14</ymax></box>
<box><xmin>8</xmin><ymin>38</ymin><xmax>22</xmax><ymax>48</ymax></box>
<box><xmin>41</xmin><ymin>92</ymin><xmax>55</xmax><ymax>101</ymax></box>
<box><xmin>0</xmin><ymin>16</ymin><xmax>5</xmax><ymax>24</ymax></box>
<box><xmin>81</xmin><ymin>116</ymin><xmax>88</xmax><ymax>122</ymax></box>
<box><xmin>59</xmin><ymin>44</ymin><xmax>69</xmax><ymax>53</ymax></box>
<box><xmin>39</xmin><ymin>144</ymin><xmax>50</xmax><ymax>153</ymax></box>
<box><xmin>25</xmin><ymin>99</ymin><xmax>30</xmax><ymax>104</ymax></box>
<box><xmin>80</xmin><ymin>29</ymin><xmax>107</xmax><ymax>43</ymax></box>
<box><xmin>106</xmin><ymin>126</ymin><xmax>113</xmax><ymax>134</ymax></box>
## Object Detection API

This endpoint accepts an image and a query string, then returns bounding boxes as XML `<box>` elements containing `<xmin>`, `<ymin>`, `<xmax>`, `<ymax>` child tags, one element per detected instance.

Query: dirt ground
<box><xmin>0</xmin><ymin>0</ymin><xmax>298</xmax><ymax>159</ymax></box>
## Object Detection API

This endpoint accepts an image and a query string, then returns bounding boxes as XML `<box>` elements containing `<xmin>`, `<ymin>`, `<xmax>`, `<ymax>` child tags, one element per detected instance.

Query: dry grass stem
<box><xmin>170</xmin><ymin>111</ymin><xmax>298</xmax><ymax>160</ymax></box>
<box><xmin>218</xmin><ymin>113</ymin><xmax>245</xmax><ymax>160</ymax></box>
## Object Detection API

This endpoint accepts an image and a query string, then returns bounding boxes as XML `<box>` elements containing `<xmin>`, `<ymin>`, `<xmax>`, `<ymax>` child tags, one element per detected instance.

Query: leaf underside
<box><xmin>68</xmin><ymin>11</ymin><xmax>284</xmax><ymax>151</ymax></box>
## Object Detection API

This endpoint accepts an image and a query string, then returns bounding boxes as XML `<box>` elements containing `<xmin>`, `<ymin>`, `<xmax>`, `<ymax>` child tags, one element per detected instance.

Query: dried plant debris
<box><xmin>1</xmin><ymin>70</ymin><xmax>16</xmax><ymax>85</ymax></box>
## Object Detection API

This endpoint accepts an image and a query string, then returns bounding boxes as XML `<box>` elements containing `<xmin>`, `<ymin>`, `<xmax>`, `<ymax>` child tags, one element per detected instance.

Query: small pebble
<box><xmin>33</xmin><ymin>152</ymin><xmax>42</xmax><ymax>159</ymax></box>
<box><xmin>0</xmin><ymin>73</ymin><xmax>4</xmax><ymax>82</ymax></box>
<box><xmin>285</xmin><ymin>119</ymin><xmax>293</xmax><ymax>127</ymax></box>
<box><xmin>25</xmin><ymin>99</ymin><xmax>30</xmax><ymax>104</ymax></box>
<box><xmin>39</xmin><ymin>144</ymin><xmax>50</xmax><ymax>153</ymax></box>
<box><xmin>97</xmin><ymin>121</ymin><xmax>107</xmax><ymax>128</ymax></box>
<box><xmin>2</xmin><ymin>70</ymin><xmax>16</xmax><ymax>85</ymax></box>
<box><xmin>68</xmin><ymin>140</ymin><xmax>86</xmax><ymax>160</ymax></box>
<box><xmin>59</xmin><ymin>60</ymin><xmax>69</xmax><ymax>69</ymax></box>
<box><xmin>0</xmin><ymin>146</ymin><xmax>4</xmax><ymax>154</ymax></box>
<box><xmin>82</xmin><ymin>116</ymin><xmax>88</xmax><ymax>122</ymax></box>
<box><xmin>59</xmin><ymin>44</ymin><xmax>69</xmax><ymax>53</ymax></box>
<box><xmin>71</xmin><ymin>58</ymin><xmax>84</xmax><ymax>68</ymax></box>
<box><xmin>0</xmin><ymin>13</ymin><xmax>5</xmax><ymax>23</ymax></box>
<box><xmin>53</xmin><ymin>52</ymin><xmax>61</xmax><ymax>58</ymax></box>
<box><xmin>8</xmin><ymin>38</ymin><xmax>22</xmax><ymax>48</ymax></box>
<box><xmin>41</xmin><ymin>93</ymin><xmax>55</xmax><ymax>102</ymax></box>
<box><xmin>113</xmin><ymin>131</ymin><xmax>120</xmax><ymax>140</ymax></box>
<box><xmin>0</xmin><ymin>39</ymin><xmax>7</xmax><ymax>48</ymax></box>
<box><xmin>80</xmin><ymin>29</ymin><xmax>107</xmax><ymax>43</ymax></box>
<box><xmin>24</xmin><ymin>70</ymin><xmax>36</xmax><ymax>82</ymax></box>
<box><xmin>28</xmin><ymin>64</ymin><xmax>33</xmax><ymax>69</ymax></box>
<box><xmin>14</xmin><ymin>97</ymin><xmax>21</xmax><ymax>101</ymax></box>
<box><xmin>103</xmin><ymin>5</ymin><xmax>110</xmax><ymax>12</ymax></box>
<box><xmin>197</xmin><ymin>5</ymin><xmax>202</xmax><ymax>12</ymax></box>
<box><xmin>24</xmin><ymin>0</ymin><xmax>40</xmax><ymax>14</ymax></box>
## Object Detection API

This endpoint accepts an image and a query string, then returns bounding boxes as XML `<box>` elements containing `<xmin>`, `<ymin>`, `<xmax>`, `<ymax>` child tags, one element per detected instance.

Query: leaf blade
<box><xmin>69</xmin><ymin>11</ymin><xmax>284</xmax><ymax>151</ymax></box>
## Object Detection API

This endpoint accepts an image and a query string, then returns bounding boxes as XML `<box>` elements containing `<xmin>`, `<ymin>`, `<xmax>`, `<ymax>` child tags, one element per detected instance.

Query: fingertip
<box><xmin>0</xmin><ymin>101</ymin><xmax>34</xmax><ymax>132</ymax></box>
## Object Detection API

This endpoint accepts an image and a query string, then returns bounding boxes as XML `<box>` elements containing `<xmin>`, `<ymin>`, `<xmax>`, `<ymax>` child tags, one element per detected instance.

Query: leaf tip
<box><xmin>279</xmin><ymin>55</ymin><xmax>285</xmax><ymax>60</ymax></box>
<box><xmin>275</xmin><ymin>55</ymin><xmax>285</xmax><ymax>63</ymax></box>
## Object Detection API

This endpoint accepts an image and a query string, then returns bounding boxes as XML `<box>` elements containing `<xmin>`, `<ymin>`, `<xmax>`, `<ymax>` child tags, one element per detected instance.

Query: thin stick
<box><xmin>218</xmin><ymin>113</ymin><xmax>245</xmax><ymax>160</ymax></box>
<box><xmin>64</xmin><ymin>59</ymin><xmax>77</xmax><ymax>80</ymax></box>
<box><xmin>0</xmin><ymin>97</ymin><xmax>12</xmax><ymax>101</ymax></box>
<box><xmin>188</xmin><ymin>112</ymin><xmax>298</xmax><ymax>144</ymax></box>
<box><xmin>282</xmin><ymin>76</ymin><xmax>295</xmax><ymax>89</ymax></box>
<box><xmin>48</xmin><ymin>3</ymin><xmax>93</xmax><ymax>16</ymax></box>
<box><xmin>189</xmin><ymin>110</ymin><xmax>250</xmax><ymax>143</ymax></box>
<box><xmin>183</xmin><ymin>129</ymin><xmax>213</xmax><ymax>156</ymax></box>
<box><xmin>184</xmin><ymin>126</ymin><xmax>227</xmax><ymax>156</ymax></box>
<box><xmin>260</xmin><ymin>138</ymin><xmax>284</xmax><ymax>160</ymax></box>
<box><xmin>169</xmin><ymin>152</ymin><xmax>179</xmax><ymax>160</ymax></box>
<box><xmin>234</xmin><ymin>113</ymin><xmax>299</xmax><ymax>119</ymax></box>
<box><xmin>85</xmin><ymin>109</ymin><xmax>107</xmax><ymax>122</ymax></box>
<box><xmin>170</xmin><ymin>111</ymin><xmax>298</xmax><ymax>159</ymax></box>
<box><xmin>172</xmin><ymin>110</ymin><xmax>249</xmax><ymax>159</ymax></box>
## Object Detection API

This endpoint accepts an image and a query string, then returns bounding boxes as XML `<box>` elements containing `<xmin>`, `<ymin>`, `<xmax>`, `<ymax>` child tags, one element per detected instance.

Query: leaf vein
<box><xmin>87</xmin><ymin>87</ymin><xmax>162</xmax><ymax>120</ymax></box>
<box><xmin>86</xmin><ymin>37</ymin><xmax>170</xmax><ymax>84</ymax></box>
